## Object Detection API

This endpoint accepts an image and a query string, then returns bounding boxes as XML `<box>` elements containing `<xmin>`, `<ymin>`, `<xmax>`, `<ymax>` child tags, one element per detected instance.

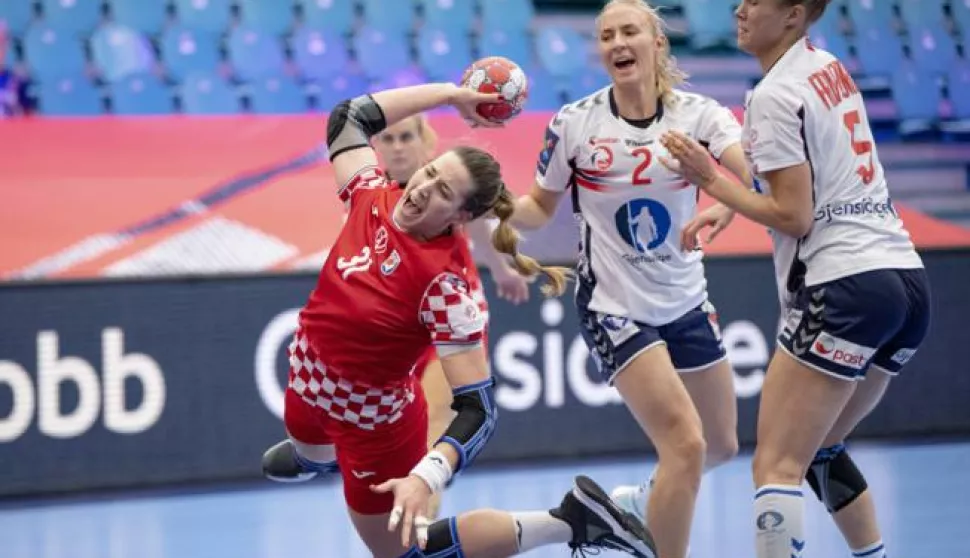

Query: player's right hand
<box><xmin>371</xmin><ymin>475</ymin><xmax>434</xmax><ymax>549</ymax></box>
<box><xmin>681</xmin><ymin>203</ymin><xmax>734</xmax><ymax>251</ymax></box>
<box><xmin>449</xmin><ymin>86</ymin><xmax>505</xmax><ymax>129</ymax></box>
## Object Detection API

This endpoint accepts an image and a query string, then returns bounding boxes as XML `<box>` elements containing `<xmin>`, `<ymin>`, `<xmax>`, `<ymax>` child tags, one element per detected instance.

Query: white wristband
<box><xmin>410</xmin><ymin>450</ymin><xmax>453</xmax><ymax>494</ymax></box>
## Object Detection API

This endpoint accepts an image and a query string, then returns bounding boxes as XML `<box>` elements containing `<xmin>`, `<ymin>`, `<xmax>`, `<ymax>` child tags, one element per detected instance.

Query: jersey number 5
<box><xmin>842</xmin><ymin>110</ymin><xmax>875</xmax><ymax>185</ymax></box>
<box><xmin>632</xmin><ymin>147</ymin><xmax>653</xmax><ymax>186</ymax></box>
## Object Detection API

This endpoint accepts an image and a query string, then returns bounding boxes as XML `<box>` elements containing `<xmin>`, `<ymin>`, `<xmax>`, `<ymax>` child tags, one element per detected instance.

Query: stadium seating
<box><xmin>107</xmin><ymin>0</ymin><xmax>168</xmax><ymax>36</ymax></box>
<box><xmin>0</xmin><ymin>0</ymin><xmax>961</xmax><ymax>130</ymax></box>
<box><xmin>160</xmin><ymin>26</ymin><xmax>221</xmax><ymax>82</ymax></box>
<box><xmin>37</xmin><ymin>75</ymin><xmax>103</xmax><ymax>115</ymax></box>
<box><xmin>110</xmin><ymin>74</ymin><xmax>173</xmax><ymax>114</ymax></box>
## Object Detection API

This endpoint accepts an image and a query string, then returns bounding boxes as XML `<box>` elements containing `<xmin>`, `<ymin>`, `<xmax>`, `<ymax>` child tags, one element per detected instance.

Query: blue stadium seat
<box><xmin>810</xmin><ymin>2</ymin><xmax>843</xmax><ymax>39</ymax></box>
<box><xmin>898</xmin><ymin>0</ymin><xmax>946</xmax><ymax>30</ymax></box>
<box><xmin>37</xmin><ymin>76</ymin><xmax>103</xmax><ymax>116</ymax></box>
<box><xmin>846</xmin><ymin>0</ymin><xmax>894</xmax><ymax>34</ymax></box>
<box><xmin>249</xmin><ymin>76</ymin><xmax>307</xmax><ymax>114</ymax></box>
<box><xmin>40</xmin><ymin>0</ymin><xmax>101</xmax><ymax>36</ymax></box>
<box><xmin>108</xmin><ymin>0</ymin><xmax>168</xmax><ymax>36</ymax></box>
<box><xmin>953</xmin><ymin>1</ymin><xmax>970</xmax><ymax>34</ymax></box>
<box><xmin>369</xmin><ymin>67</ymin><xmax>429</xmax><ymax>93</ymax></box>
<box><xmin>481</xmin><ymin>0</ymin><xmax>534</xmax><ymax>34</ymax></box>
<box><xmin>173</xmin><ymin>0</ymin><xmax>231</xmax><ymax>35</ymax></box>
<box><xmin>854</xmin><ymin>26</ymin><xmax>904</xmax><ymax>77</ymax></box>
<box><xmin>892</xmin><ymin>63</ymin><xmax>941</xmax><ymax>126</ymax></box>
<box><xmin>478</xmin><ymin>26</ymin><xmax>531</xmax><ymax>66</ymax></box>
<box><xmin>565</xmin><ymin>65</ymin><xmax>609</xmax><ymax>102</ymax></box>
<box><xmin>419</xmin><ymin>0</ymin><xmax>475</xmax><ymax>33</ymax></box>
<box><xmin>352</xmin><ymin>26</ymin><xmax>411</xmax><ymax>79</ymax></box>
<box><xmin>90</xmin><ymin>24</ymin><xmax>157</xmax><ymax>83</ymax></box>
<box><xmin>535</xmin><ymin>26</ymin><xmax>587</xmax><ymax>78</ymax></box>
<box><xmin>297</xmin><ymin>0</ymin><xmax>354</xmax><ymax>35</ymax></box>
<box><xmin>228</xmin><ymin>25</ymin><xmax>286</xmax><ymax>82</ymax></box>
<box><xmin>519</xmin><ymin>64</ymin><xmax>563</xmax><ymax>110</ymax></box>
<box><xmin>359</xmin><ymin>0</ymin><xmax>414</xmax><ymax>35</ymax></box>
<box><xmin>0</xmin><ymin>2</ymin><xmax>34</xmax><ymax>37</ymax></box>
<box><xmin>947</xmin><ymin>60</ymin><xmax>970</xmax><ymax>120</ymax></box>
<box><xmin>682</xmin><ymin>0</ymin><xmax>736</xmax><ymax>49</ymax></box>
<box><xmin>313</xmin><ymin>72</ymin><xmax>369</xmax><ymax>111</ymax></box>
<box><xmin>23</xmin><ymin>23</ymin><xmax>88</xmax><ymax>82</ymax></box>
<box><xmin>238</xmin><ymin>0</ymin><xmax>293</xmax><ymax>36</ymax></box>
<box><xmin>290</xmin><ymin>27</ymin><xmax>349</xmax><ymax>82</ymax></box>
<box><xmin>4</xmin><ymin>42</ymin><xmax>14</xmax><ymax>66</ymax></box>
<box><xmin>110</xmin><ymin>74</ymin><xmax>173</xmax><ymax>114</ymax></box>
<box><xmin>160</xmin><ymin>26</ymin><xmax>221</xmax><ymax>82</ymax></box>
<box><xmin>417</xmin><ymin>26</ymin><xmax>472</xmax><ymax>81</ymax></box>
<box><xmin>180</xmin><ymin>73</ymin><xmax>239</xmax><ymax>114</ymax></box>
<box><xmin>908</xmin><ymin>24</ymin><xmax>957</xmax><ymax>76</ymax></box>
<box><xmin>809</xmin><ymin>26</ymin><xmax>850</xmax><ymax>61</ymax></box>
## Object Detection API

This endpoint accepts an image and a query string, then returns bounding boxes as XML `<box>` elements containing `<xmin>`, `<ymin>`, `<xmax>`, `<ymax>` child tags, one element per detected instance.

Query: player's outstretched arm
<box><xmin>511</xmin><ymin>181</ymin><xmax>564</xmax><ymax>230</ymax></box>
<box><xmin>325</xmin><ymin>83</ymin><xmax>503</xmax><ymax>192</ymax></box>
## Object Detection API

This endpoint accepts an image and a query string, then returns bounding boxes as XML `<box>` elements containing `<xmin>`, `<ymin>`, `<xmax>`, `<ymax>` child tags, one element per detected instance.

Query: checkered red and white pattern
<box><xmin>468</xmin><ymin>273</ymin><xmax>490</xmax><ymax>325</ymax></box>
<box><xmin>337</xmin><ymin>166</ymin><xmax>389</xmax><ymax>207</ymax></box>
<box><xmin>287</xmin><ymin>332</ymin><xmax>415</xmax><ymax>430</ymax></box>
<box><xmin>420</xmin><ymin>272</ymin><xmax>486</xmax><ymax>344</ymax></box>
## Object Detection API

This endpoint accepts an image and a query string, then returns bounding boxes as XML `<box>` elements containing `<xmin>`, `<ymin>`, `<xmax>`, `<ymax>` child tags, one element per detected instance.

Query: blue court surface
<box><xmin>1</xmin><ymin>440</ymin><xmax>967</xmax><ymax>558</ymax></box>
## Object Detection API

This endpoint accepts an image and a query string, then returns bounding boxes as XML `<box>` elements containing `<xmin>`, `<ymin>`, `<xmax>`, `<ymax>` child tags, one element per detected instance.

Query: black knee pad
<box><xmin>396</xmin><ymin>518</ymin><xmax>462</xmax><ymax>557</ymax></box>
<box><xmin>805</xmin><ymin>444</ymin><xmax>868</xmax><ymax>513</ymax></box>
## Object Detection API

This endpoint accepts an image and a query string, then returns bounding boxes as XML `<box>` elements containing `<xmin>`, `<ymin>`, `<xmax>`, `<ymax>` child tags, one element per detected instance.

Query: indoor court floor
<box><xmin>2</xmin><ymin>440</ymin><xmax>967</xmax><ymax>558</ymax></box>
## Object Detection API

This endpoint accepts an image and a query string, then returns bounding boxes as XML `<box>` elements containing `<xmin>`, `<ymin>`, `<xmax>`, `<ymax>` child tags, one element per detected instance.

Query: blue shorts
<box><xmin>778</xmin><ymin>268</ymin><xmax>931</xmax><ymax>380</ymax></box>
<box><xmin>579</xmin><ymin>301</ymin><xmax>728</xmax><ymax>384</ymax></box>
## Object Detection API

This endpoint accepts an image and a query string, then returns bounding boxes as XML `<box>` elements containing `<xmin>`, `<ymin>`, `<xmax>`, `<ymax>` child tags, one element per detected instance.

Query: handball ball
<box><xmin>459</xmin><ymin>56</ymin><xmax>529</xmax><ymax>124</ymax></box>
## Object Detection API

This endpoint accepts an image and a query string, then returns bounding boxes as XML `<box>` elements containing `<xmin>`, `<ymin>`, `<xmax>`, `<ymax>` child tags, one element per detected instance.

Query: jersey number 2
<box><xmin>842</xmin><ymin>110</ymin><xmax>875</xmax><ymax>185</ymax></box>
<box><xmin>632</xmin><ymin>147</ymin><xmax>653</xmax><ymax>186</ymax></box>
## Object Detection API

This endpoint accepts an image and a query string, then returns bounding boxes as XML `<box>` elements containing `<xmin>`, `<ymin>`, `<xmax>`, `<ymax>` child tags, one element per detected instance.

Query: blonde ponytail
<box><xmin>488</xmin><ymin>188</ymin><xmax>571</xmax><ymax>298</ymax></box>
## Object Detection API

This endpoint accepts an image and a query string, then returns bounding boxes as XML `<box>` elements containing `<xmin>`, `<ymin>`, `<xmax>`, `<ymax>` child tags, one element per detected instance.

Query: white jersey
<box><xmin>742</xmin><ymin>37</ymin><xmax>923</xmax><ymax>309</ymax></box>
<box><xmin>536</xmin><ymin>87</ymin><xmax>742</xmax><ymax>325</ymax></box>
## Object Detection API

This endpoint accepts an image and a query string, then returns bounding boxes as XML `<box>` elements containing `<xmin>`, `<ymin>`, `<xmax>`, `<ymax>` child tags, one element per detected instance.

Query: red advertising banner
<box><xmin>3</xmin><ymin>114</ymin><xmax>969</xmax><ymax>281</ymax></box>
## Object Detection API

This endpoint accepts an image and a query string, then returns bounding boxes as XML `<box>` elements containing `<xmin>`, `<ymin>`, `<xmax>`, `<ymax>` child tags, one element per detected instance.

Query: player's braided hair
<box><xmin>451</xmin><ymin>145</ymin><xmax>571</xmax><ymax>297</ymax></box>
<box><xmin>596</xmin><ymin>0</ymin><xmax>688</xmax><ymax>106</ymax></box>
<box><xmin>781</xmin><ymin>0</ymin><xmax>831</xmax><ymax>24</ymax></box>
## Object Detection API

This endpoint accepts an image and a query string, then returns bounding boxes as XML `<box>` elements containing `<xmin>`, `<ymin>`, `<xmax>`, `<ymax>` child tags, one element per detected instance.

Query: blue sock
<box><xmin>292</xmin><ymin>451</ymin><xmax>338</xmax><ymax>474</ymax></box>
<box><xmin>852</xmin><ymin>540</ymin><xmax>886</xmax><ymax>558</ymax></box>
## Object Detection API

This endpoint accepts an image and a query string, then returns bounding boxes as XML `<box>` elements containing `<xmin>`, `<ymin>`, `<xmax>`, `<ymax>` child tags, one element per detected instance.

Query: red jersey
<box><xmin>298</xmin><ymin>166</ymin><xmax>486</xmax><ymax>389</ymax></box>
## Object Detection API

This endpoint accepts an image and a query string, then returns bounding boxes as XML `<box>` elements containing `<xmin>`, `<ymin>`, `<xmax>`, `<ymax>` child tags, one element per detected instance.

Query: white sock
<box><xmin>754</xmin><ymin>484</ymin><xmax>806</xmax><ymax>558</ymax></box>
<box><xmin>510</xmin><ymin>511</ymin><xmax>573</xmax><ymax>552</ymax></box>
<box><xmin>852</xmin><ymin>540</ymin><xmax>886</xmax><ymax>558</ymax></box>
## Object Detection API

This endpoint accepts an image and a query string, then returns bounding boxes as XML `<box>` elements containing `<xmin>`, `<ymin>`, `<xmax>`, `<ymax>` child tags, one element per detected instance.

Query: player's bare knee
<box><xmin>660</xmin><ymin>426</ymin><xmax>706</xmax><ymax>481</ymax></box>
<box><xmin>705</xmin><ymin>429</ymin><xmax>739</xmax><ymax>469</ymax></box>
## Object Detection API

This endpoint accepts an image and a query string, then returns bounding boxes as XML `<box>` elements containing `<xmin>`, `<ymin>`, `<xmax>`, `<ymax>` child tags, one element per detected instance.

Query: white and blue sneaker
<box><xmin>610</xmin><ymin>482</ymin><xmax>650</xmax><ymax>525</ymax></box>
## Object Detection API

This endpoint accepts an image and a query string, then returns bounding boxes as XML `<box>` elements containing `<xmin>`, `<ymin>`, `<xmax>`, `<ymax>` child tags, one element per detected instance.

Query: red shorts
<box><xmin>284</xmin><ymin>335</ymin><xmax>429</xmax><ymax>515</ymax></box>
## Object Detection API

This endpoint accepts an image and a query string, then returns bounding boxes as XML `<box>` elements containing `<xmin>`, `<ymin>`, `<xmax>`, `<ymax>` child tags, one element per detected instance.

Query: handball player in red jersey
<box><xmin>257</xmin><ymin>81</ymin><xmax>658</xmax><ymax>558</ymax></box>
<box><xmin>263</xmin><ymin>112</ymin><xmax>532</xmax><ymax>520</ymax></box>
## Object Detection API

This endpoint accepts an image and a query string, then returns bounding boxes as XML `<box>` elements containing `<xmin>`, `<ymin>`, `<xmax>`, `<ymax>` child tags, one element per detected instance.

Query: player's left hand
<box><xmin>659</xmin><ymin>130</ymin><xmax>720</xmax><ymax>189</ymax></box>
<box><xmin>491</xmin><ymin>262</ymin><xmax>532</xmax><ymax>305</ymax></box>
<box><xmin>371</xmin><ymin>475</ymin><xmax>434</xmax><ymax>549</ymax></box>
<box><xmin>449</xmin><ymin>85</ymin><xmax>505</xmax><ymax>129</ymax></box>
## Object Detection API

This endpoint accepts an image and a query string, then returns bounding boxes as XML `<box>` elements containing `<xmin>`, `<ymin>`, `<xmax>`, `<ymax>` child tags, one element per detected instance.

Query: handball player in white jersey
<box><xmin>661</xmin><ymin>1</ymin><xmax>931</xmax><ymax>557</ymax></box>
<box><xmin>511</xmin><ymin>1</ymin><xmax>753</xmax><ymax>556</ymax></box>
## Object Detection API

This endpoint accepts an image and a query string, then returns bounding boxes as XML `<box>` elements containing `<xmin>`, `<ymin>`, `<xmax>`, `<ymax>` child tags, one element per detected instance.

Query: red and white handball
<box><xmin>459</xmin><ymin>56</ymin><xmax>529</xmax><ymax>124</ymax></box>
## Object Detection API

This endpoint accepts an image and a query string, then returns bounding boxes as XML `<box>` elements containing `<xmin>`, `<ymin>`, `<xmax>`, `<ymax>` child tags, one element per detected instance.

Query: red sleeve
<box><xmin>338</xmin><ymin>166</ymin><xmax>388</xmax><ymax>208</ymax></box>
<box><xmin>419</xmin><ymin>272</ymin><xmax>486</xmax><ymax>345</ymax></box>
